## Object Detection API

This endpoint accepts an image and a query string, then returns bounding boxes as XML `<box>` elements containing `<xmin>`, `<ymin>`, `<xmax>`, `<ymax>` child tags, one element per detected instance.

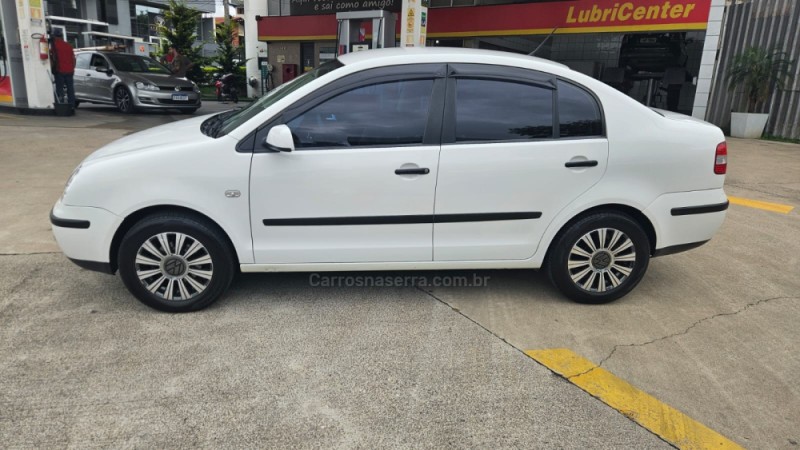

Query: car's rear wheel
<box><xmin>118</xmin><ymin>213</ymin><xmax>235</xmax><ymax>312</ymax></box>
<box><xmin>547</xmin><ymin>212</ymin><xmax>650</xmax><ymax>304</ymax></box>
<box><xmin>115</xmin><ymin>86</ymin><xmax>135</xmax><ymax>114</ymax></box>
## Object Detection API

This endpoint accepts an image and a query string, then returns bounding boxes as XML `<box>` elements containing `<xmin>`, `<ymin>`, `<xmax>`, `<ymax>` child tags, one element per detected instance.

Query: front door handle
<box><xmin>565</xmin><ymin>160</ymin><xmax>598</xmax><ymax>168</ymax></box>
<box><xmin>395</xmin><ymin>167</ymin><xmax>430</xmax><ymax>175</ymax></box>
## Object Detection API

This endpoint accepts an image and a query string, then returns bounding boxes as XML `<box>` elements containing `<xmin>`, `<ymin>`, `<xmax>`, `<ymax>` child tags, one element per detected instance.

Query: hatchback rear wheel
<box><xmin>547</xmin><ymin>212</ymin><xmax>650</xmax><ymax>304</ymax></box>
<box><xmin>118</xmin><ymin>213</ymin><xmax>235</xmax><ymax>312</ymax></box>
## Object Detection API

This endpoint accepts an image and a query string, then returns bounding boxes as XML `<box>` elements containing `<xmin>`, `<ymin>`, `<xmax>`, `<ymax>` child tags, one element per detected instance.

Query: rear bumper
<box><xmin>645</xmin><ymin>189</ymin><xmax>728</xmax><ymax>253</ymax></box>
<box><xmin>50</xmin><ymin>200</ymin><xmax>121</xmax><ymax>271</ymax></box>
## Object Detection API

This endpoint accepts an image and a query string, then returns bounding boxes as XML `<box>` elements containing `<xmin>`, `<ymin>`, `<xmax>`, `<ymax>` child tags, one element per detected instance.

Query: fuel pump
<box><xmin>0</xmin><ymin>0</ymin><xmax>58</xmax><ymax>110</ymax></box>
<box><xmin>336</xmin><ymin>11</ymin><xmax>396</xmax><ymax>56</ymax></box>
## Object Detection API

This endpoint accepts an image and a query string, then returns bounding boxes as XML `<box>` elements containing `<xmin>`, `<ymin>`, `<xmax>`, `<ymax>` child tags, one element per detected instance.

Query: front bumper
<box><xmin>645</xmin><ymin>188</ymin><xmax>728</xmax><ymax>254</ymax></box>
<box><xmin>50</xmin><ymin>200</ymin><xmax>122</xmax><ymax>273</ymax></box>
<box><xmin>133</xmin><ymin>88</ymin><xmax>201</xmax><ymax>109</ymax></box>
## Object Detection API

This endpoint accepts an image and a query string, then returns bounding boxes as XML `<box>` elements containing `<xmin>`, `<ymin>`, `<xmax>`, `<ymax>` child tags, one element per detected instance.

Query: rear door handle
<box><xmin>395</xmin><ymin>168</ymin><xmax>430</xmax><ymax>175</ymax></box>
<box><xmin>565</xmin><ymin>160</ymin><xmax>598</xmax><ymax>168</ymax></box>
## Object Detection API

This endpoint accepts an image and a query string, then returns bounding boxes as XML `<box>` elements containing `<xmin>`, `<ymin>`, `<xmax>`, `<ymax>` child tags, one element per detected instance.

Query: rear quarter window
<box><xmin>557</xmin><ymin>80</ymin><xmax>603</xmax><ymax>138</ymax></box>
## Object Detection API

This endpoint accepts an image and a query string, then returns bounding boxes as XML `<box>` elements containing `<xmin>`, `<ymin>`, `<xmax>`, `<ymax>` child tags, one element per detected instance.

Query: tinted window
<box><xmin>287</xmin><ymin>79</ymin><xmax>434</xmax><ymax>149</ymax></box>
<box><xmin>75</xmin><ymin>53</ymin><xmax>90</xmax><ymax>69</ymax></box>
<box><xmin>90</xmin><ymin>54</ymin><xmax>108</xmax><ymax>68</ymax></box>
<box><xmin>455</xmin><ymin>79</ymin><xmax>553</xmax><ymax>142</ymax></box>
<box><xmin>558</xmin><ymin>80</ymin><xmax>603</xmax><ymax>138</ymax></box>
<box><xmin>106</xmin><ymin>54</ymin><xmax>171</xmax><ymax>74</ymax></box>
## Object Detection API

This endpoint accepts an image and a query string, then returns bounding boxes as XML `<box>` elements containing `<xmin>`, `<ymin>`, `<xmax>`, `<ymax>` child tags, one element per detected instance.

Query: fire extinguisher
<box><xmin>39</xmin><ymin>34</ymin><xmax>49</xmax><ymax>60</ymax></box>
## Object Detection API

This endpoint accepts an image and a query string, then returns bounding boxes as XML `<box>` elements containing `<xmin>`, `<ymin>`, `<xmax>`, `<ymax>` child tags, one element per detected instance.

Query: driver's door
<box><xmin>87</xmin><ymin>53</ymin><xmax>113</xmax><ymax>101</ymax></box>
<box><xmin>249</xmin><ymin>66</ymin><xmax>446</xmax><ymax>264</ymax></box>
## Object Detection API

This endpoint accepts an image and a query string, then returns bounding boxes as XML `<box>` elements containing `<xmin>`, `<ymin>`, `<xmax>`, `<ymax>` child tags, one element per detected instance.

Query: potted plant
<box><xmin>726</xmin><ymin>47</ymin><xmax>795</xmax><ymax>138</ymax></box>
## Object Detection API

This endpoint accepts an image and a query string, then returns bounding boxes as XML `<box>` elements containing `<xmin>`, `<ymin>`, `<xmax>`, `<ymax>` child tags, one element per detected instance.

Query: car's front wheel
<box><xmin>118</xmin><ymin>213</ymin><xmax>235</xmax><ymax>312</ymax></box>
<box><xmin>114</xmin><ymin>86</ymin><xmax>135</xmax><ymax>114</ymax></box>
<box><xmin>547</xmin><ymin>212</ymin><xmax>650</xmax><ymax>304</ymax></box>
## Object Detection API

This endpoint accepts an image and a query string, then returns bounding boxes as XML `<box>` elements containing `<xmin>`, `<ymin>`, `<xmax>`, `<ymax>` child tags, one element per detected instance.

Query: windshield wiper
<box><xmin>201</xmin><ymin>108</ymin><xmax>242</xmax><ymax>138</ymax></box>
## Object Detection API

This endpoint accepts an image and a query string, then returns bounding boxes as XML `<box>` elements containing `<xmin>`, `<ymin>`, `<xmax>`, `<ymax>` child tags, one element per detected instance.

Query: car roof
<box><xmin>337</xmin><ymin>47</ymin><xmax>569</xmax><ymax>70</ymax></box>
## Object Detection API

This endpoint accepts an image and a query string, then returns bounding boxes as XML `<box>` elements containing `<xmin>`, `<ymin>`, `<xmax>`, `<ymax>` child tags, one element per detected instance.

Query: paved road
<box><xmin>0</xmin><ymin>107</ymin><xmax>670</xmax><ymax>448</ymax></box>
<box><xmin>1</xmin><ymin>108</ymin><xmax>798</xmax><ymax>448</ymax></box>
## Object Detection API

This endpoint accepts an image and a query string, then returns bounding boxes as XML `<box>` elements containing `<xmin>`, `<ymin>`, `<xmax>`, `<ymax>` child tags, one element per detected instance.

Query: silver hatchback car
<box><xmin>73</xmin><ymin>51</ymin><xmax>201</xmax><ymax>114</ymax></box>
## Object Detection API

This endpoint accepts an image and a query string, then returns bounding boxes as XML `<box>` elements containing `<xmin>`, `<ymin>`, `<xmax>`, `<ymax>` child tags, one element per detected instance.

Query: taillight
<box><xmin>714</xmin><ymin>142</ymin><xmax>727</xmax><ymax>175</ymax></box>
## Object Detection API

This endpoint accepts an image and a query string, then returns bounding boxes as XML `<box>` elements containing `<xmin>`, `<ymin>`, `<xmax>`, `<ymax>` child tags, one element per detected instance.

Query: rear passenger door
<box><xmin>433</xmin><ymin>65</ymin><xmax>608</xmax><ymax>261</ymax></box>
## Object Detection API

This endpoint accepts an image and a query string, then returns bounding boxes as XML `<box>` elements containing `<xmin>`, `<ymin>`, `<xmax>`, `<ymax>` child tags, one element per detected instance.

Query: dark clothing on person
<box><xmin>54</xmin><ymin>73</ymin><xmax>75</xmax><ymax>108</ymax></box>
<box><xmin>170</xmin><ymin>54</ymin><xmax>192</xmax><ymax>78</ymax></box>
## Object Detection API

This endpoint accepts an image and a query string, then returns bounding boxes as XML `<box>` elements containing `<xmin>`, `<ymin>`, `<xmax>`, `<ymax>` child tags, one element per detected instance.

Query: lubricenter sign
<box><xmin>258</xmin><ymin>0</ymin><xmax>712</xmax><ymax>41</ymax></box>
<box><xmin>427</xmin><ymin>0</ymin><xmax>713</xmax><ymax>38</ymax></box>
<box><xmin>567</xmin><ymin>2</ymin><xmax>699</xmax><ymax>26</ymax></box>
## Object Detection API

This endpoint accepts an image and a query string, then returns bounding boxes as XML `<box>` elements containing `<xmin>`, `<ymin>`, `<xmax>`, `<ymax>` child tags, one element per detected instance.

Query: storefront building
<box><xmin>257</xmin><ymin>0</ymin><xmax>725</xmax><ymax>118</ymax></box>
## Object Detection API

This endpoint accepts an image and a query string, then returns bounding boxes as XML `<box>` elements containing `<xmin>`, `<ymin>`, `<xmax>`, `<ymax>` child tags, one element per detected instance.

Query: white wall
<box><xmin>244</xmin><ymin>0</ymin><xmax>268</xmax><ymax>98</ymax></box>
<box><xmin>692</xmin><ymin>0</ymin><xmax>726</xmax><ymax>119</ymax></box>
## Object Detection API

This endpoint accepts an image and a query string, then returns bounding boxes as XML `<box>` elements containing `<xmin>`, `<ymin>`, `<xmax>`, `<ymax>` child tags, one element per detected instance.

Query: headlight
<box><xmin>62</xmin><ymin>164</ymin><xmax>82</xmax><ymax>200</ymax></box>
<box><xmin>135</xmin><ymin>81</ymin><xmax>159</xmax><ymax>91</ymax></box>
<box><xmin>192</xmin><ymin>82</ymin><xmax>201</xmax><ymax>93</ymax></box>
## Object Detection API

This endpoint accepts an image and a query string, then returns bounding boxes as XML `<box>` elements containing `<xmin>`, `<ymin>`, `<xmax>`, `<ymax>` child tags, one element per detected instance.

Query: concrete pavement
<box><xmin>1</xmin><ymin>108</ymin><xmax>798</xmax><ymax>448</ymax></box>
<box><xmin>425</xmin><ymin>138</ymin><xmax>800</xmax><ymax>449</ymax></box>
<box><xmin>0</xmin><ymin>106</ymin><xmax>672</xmax><ymax>448</ymax></box>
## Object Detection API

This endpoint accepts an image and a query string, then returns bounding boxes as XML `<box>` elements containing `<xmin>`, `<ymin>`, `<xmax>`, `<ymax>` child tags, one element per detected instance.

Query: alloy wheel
<box><xmin>116</xmin><ymin>88</ymin><xmax>131</xmax><ymax>113</ymax></box>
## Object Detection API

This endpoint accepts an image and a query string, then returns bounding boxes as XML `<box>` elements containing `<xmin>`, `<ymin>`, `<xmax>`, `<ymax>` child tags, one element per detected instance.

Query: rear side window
<box><xmin>286</xmin><ymin>79</ymin><xmax>434</xmax><ymax>149</ymax></box>
<box><xmin>455</xmin><ymin>79</ymin><xmax>554</xmax><ymax>141</ymax></box>
<box><xmin>557</xmin><ymin>80</ymin><xmax>603</xmax><ymax>138</ymax></box>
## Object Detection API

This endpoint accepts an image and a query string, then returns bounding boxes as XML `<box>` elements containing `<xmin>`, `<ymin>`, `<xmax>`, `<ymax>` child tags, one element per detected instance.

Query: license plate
<box><xmin>172</xmin><ymin>94</ymin><xmax>189</xmax><ymax>101</ymax></box>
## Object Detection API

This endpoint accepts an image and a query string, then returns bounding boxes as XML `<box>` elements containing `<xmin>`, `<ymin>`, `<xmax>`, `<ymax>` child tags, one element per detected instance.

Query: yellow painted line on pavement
<box><xmin>728</xmin><ymin>196</ymin><xmax>794</xmax><ymax>214</ymax></box>
<box><xmin>525</xmin><ymin>348</ymin><xmax>743</xmax><ymax>450</ymax></box>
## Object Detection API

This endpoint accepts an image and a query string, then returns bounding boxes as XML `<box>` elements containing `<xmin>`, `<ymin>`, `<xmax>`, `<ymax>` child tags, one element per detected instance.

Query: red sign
<box><xmin>258</xmin><ymin>0</ymin><xmax>711</xmax><ymax>41</ymax></box>
<box><xmin>0</xmin><ymin>76</ymin><xmax>12</xmax><ymax>105</ymax></box>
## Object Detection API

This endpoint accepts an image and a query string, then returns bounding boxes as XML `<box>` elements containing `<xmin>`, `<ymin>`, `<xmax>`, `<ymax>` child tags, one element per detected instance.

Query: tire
<box><xmin>114</xmin><ymin>86</ymin><xmax>136</xmax><ymax>114</ymax></box>
<box><xmin>118</xmin><ymin>213</ymin><xmax>235</xmax><ymax>312</ymax></box>
<box><xmin>547</xmin><ymin>212</ymin><xmax>650</xmax><ymax>304</ymax></box>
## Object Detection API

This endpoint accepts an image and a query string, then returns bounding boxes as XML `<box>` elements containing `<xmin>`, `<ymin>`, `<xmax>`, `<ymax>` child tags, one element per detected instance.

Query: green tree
<box><xmin>726</xmin><ymin>47</ymin><xmax>795</xmax><ymax>113</ymax></box>
<box><xmin>158</xmin><ymin>0</ymin><xmax>205</xmax><ymax>82</ymax></box>
<box><xmin>214</xmin><ymin>20</ymin><xmax>238</xmax><ymax>75</ymax></box>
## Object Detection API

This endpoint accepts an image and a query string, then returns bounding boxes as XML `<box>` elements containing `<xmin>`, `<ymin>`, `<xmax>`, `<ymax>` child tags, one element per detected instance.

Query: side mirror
<box><xmin>96</xmin><ymin>67</ymin><xmax>112</xmax><ymax>75</ymax></box>
<box><xmin>263</xmin><ymin>124</ymin><xmax>295</xmax><ymax>153</ymax></box>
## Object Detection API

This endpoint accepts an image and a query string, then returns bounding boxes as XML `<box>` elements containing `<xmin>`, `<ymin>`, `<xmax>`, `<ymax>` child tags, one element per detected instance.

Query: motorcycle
<box><xmin>214</xmin><ymin>73</ymin><xmax>239</xmax><ymax>103</ymax></box>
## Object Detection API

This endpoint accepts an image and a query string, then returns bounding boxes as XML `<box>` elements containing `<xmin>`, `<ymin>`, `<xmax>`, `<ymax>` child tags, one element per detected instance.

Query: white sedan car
<box><xmin>50</xmin><ymin>48</ymin><xmax>729</xmax><ymax>312</ymax></box>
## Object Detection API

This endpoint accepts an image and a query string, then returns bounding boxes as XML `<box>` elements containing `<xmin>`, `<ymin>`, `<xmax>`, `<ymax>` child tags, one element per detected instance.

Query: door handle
<box><xmin>565</xmin><ymin>160</ymin><xmax>598</xmax><ymax>168</ymax></box>
<box><xmin>395</xmin><ymin>167</ymin><xmax>430</xmax><ymax>175</ymax></box>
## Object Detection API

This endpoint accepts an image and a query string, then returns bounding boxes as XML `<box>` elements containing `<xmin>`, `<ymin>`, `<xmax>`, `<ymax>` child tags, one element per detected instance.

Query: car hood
<box><xmin>83</xmin><ymin>114</ymin><xmax>216</xmax><ymax>162</ymax></box>
<box><xmin>126</xmin><ymin>71</ymin><xmax>195</xmax><ymax>88</ymax></box>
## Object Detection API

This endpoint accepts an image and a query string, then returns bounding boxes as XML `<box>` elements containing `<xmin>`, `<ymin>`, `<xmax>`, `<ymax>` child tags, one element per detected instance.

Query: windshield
<box><xmin>106</xmin><ymin>54</ymin><xmax>172</xmax><ymax>74</ymax></box>
<box><xmin>215</xmin><ymin>60</ymin><xmax>344</xmax><ymax>136</ymax></box>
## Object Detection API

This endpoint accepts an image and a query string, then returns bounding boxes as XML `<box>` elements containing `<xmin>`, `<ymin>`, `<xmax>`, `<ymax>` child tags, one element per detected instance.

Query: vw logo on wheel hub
<box><xmin>591</xmin><ymin>251</ymin><xmax>612</xmax><ymax>270</ymax></box>
<box><xmin>163</xmin><ymin>257</ymin><xmax>187</xmax><ymax>277</ymax></box>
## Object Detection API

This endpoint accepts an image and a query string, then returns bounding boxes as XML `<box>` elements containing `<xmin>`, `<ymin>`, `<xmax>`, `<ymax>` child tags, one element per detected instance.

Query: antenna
<box><xmin>529</xmin><ymin>27</ymin><xmax>559</xmax><ymax>56</ymax></box>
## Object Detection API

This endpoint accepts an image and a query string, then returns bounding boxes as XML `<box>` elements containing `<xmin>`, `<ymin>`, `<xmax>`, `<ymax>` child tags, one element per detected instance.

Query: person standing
<box><xmin>51</xmin><ymin>28</ymin><xmax>76</xmax><ymax>110</ymax></box>
<box><xmin>167</xmin><ymin>45</ymin><xmax>193</xmax><ymax>79</ymax></box>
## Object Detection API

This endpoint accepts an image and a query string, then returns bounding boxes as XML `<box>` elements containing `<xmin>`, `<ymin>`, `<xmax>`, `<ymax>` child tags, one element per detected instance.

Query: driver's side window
<box><xmin>285</xmin><ymin>79</ymin><xmax>434</xmax><ymax>150</ymax></box>
<box><xmin>90</xmin><ymin>54</ymin><xmax>108</xmax><ymax>69</ymax></box>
